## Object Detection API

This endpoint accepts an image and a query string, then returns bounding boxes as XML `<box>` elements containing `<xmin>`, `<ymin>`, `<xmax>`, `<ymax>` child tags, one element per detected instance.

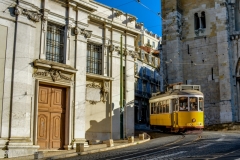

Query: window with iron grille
<box><xmin>87</xmin><ymin>43</ymin><xmax>102</xmax><ymax>75</ymax></box>
<box><xmin>46</xmin><ymin>23</ymin><xmax>65</xmax><ymax>63</ymax></box>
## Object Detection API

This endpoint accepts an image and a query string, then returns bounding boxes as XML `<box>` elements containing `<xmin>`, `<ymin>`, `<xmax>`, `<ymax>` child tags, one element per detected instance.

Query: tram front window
<box><xmin>179</xmin><ymin>97</ymin><xmax>188</xmax><ymax>111</ymax></box>
<box><xmin>190</xmin><ymin>97</ymin><xmax>198</xmax><ymax>111</ymax></box>
<box><xmin>199</xmin><ymin>97</ymin><xmax>204</xmax><ymax>111</ymax></box>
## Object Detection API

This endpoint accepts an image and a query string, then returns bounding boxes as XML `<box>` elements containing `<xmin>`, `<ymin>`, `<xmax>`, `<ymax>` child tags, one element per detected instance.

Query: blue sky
<box><xmin>95</xmin><ymin>0</ymin><xmax>162</xmax><ymax>36</ymax></box>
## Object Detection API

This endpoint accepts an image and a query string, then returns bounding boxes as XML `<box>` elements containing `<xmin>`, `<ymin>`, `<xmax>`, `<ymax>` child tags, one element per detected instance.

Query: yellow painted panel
<box><xmin>177</xmin><ymin>112</ymin><xmax>204</xmax><ymax>127</ymax></box>
<box><xmin>150</xmin><ymin>114</ymin><xmax>172</xmax><ymax>126</ymax></box>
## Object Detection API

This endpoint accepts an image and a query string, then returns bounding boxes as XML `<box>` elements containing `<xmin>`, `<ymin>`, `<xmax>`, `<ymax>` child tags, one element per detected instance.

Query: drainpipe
<box><xmin>9</xmin><ymin>0</ymin><xmax>19</xmax><ymax>139</ymax></box>
<box><xmin>73</xmin><ymin>8</ymin><xmax>78</xmax><ymax>145</ymax></box>
<box><xmin>110</xmin><ymin>27</ymin><xmax>113</xmax><ymax>139</ymax></box>
<box><xmin>120</xmin><ymin>35</ymin><xmax>123</xmax><ymax>139</ymax></box>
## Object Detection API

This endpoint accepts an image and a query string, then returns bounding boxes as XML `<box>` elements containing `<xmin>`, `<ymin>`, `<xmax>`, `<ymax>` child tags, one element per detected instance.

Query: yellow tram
<box><xmin>149</xmin><ymin>85</ymin><xmax>204</xmax><ymax>133</ymax></box>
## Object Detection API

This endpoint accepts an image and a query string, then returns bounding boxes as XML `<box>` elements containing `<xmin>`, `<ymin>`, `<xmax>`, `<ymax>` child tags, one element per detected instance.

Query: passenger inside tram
<box><xmin>190</xmin><ymin>97</ymin><xmax>198</xmax><ymax>111</ymax></box>
<box><xmin>179</xmin><ymin>97</ymin><xmax>189</xmax><ymax>111</ymax></box>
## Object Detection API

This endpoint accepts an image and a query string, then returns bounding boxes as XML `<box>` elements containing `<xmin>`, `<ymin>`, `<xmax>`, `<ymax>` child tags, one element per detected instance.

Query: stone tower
<box><xmin>162</xmin><ymin>0</ymin><xmax>240</xmax><ymax>125</ymax></box>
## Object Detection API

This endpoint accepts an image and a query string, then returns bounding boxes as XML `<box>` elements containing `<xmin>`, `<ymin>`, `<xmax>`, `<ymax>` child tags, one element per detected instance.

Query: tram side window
<box><xmin>190</xmin><ymin>97</ymin><xmax>198</xmax><ymax>111</ymax></box>
<box><xmin>179</xmin><ymin>97</ymin><xmax>188</xmax><ymax>111</ymax></box>
<box><xmin>166</xmin><ymin>101</ymin><xmax>169</xmax><ymax>113</ymax></box>
<box><xmin>199</xmin><ymin>97</ymin><xmax>204</xmax><ymax>111</ymax></box>
<box><xmin>159</xmin><ymin>102</ymin><xmax>163</xmax><ymax>113</ymax></box>
<box><xmin>151</xmin><ymin>103</ymin><xmax>154</xmax><ymax>114</ymax></box>
<box><xmin>162</xmin><ymin>105</ymin><xmax>166</xmax><ymax>113</ymax></box>
<box><xmin>156</xmin><ymin>102</ymin><xmax>159</xmax><ymax>114</ymax></box>
<box><xmin>162</xmin><ymin>101</ymin><xmax>165</xmax><ymax>113</ymax></box>
<box><xmin>171</xmin><ymin>99</ymin><xmax>178</xmax><ymax>111</ymax></box>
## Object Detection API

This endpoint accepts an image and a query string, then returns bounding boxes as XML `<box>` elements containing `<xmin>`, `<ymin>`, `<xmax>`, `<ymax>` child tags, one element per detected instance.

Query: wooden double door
<box><xmin>37</xmin><ymin>85</ymin><xmax>66</xmax><ymax>150</ymax></box>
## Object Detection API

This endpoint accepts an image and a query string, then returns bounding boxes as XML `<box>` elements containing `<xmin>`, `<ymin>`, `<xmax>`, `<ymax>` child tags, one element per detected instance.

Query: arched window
<box><xmin>194</xmin><ymin>13</ymin><xmax>199</xmax><ymax>30</ymax></box>
<box><xmin>194</xmin><ymin>12</ymin><xmax>206</xmax><ymax>30</ymax></box>
<box><xmin>201</xmin><ymin>12</ymin><xmax>206</xmax><ymax>28</ymax></box>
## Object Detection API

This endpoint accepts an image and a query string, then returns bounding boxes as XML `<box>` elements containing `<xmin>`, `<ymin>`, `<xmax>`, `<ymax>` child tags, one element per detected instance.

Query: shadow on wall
<box><xmin>85</xmin><ymin>103</ymin><xmax>120</xmax><ymax>142</ymax></box>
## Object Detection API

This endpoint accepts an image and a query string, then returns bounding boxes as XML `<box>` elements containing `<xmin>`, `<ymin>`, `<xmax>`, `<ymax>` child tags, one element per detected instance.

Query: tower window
<box><xmin>194</xmin><ymin>12</ymin><xmax>206</xmax><ymax>30</ymax></box>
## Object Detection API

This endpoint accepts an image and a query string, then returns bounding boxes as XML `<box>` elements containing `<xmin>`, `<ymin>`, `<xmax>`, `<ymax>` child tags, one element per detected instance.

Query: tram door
<box><xmin>171</xmin><ymin>99</ymin><xmax>178</xmax><ymax>127</ymax></box>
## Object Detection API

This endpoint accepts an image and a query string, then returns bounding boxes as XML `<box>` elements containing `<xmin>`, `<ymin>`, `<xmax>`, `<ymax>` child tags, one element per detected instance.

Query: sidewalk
<box><xmin>5</xmin><ymin>137</ymin><xmax>150</xmax><ymax>160</ymax></box>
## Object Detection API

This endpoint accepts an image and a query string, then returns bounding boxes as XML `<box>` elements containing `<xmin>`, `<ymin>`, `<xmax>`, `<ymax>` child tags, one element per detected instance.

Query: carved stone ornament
<box><xmin>42</xmin><ymin>15</ymin><xmax>48</xmax><ymax>31</ymax></box>
<box><xmin>102</xmin><ymin>81</ymin><xmax>109</xmax><ymax>103</ymax></box>
<box><xmin>88</xmin><ymin>101</ymin><xmax>98</xmax><ymax>105</ymax></box>
<box><xmin>74</xmin><ymin>27</ymin><xmax>92</xmax><ymax>38</ymax></box>
<box><xmin>128</xmin><ymin>16</ymin><xmax>136</xmax><ymax>22</ymax></box>
<box><xmin>115</xmin><ymin>46</ymin><xmax>120</xmax><ymax>52</ymax></box>
<box><xmin>15</xmin><ymin>5</ymin><xmax>42</xmax><ymax>22</ymax></box>
<box><xmin>34</xmin><ymin>69</ymin><xmax>72</xmax><ymax>82</ymax></box>
<box><xmin>129</xmin><ymin>50</ymin><xmax>134</xmax><ymax>56</ymax></box>
<box><xmin>130</xmin><ymin>51</ymin><xmax>138</xmax><ymax>60</ymax></box>
<box><xmin>124</xmin><ymin>49</ymin><xmax>129</xmax><ymax>56</ymax></box>
<box><xmin>115</xmin><ymin>10</ymin><xmax>123</xmax><ymax>17</ymax></box>
<box><xmin>67</xmin><ymin>24</ymin><xmax>72</xmax><ymax>38</ymax></box>
<box><xmin>109</xmin><ymin>45</ymin><xmax>115</xmax><ymax>52</ymax></box>
<box><xmin>86</xmin><ymin>82</ymin><xmax>101</xmax><ymax>89</ymax></box>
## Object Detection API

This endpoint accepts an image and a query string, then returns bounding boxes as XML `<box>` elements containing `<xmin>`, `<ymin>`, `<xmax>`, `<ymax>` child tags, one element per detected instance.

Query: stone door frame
<box><xmin>33</xmin><ymin>79</ymin><xmax>73</xmax><ymax>150</ymax></box>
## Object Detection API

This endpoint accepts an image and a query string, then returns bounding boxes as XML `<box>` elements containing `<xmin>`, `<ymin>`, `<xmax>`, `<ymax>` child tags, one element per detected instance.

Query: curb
<box><xmin>47</xmin><ymin>138</ymin><xmax>150</xmax><ymax>159</ymax></box>
<box><xmin>79</xmin><ymin>138</ymin><xmax>150</xmax><ymax>155</ymax></box>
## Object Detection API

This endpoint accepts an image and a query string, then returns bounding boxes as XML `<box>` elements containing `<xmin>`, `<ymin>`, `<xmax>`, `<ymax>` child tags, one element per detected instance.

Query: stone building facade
<box><xmin>161</xmin><ymin>0</ymin><xmax>240</xmax><ymax>125</ymax></box>
<box><xmin>0</xmin><ymin>0</ymin><xmax>140</xmax><ymax>158</ymax></box>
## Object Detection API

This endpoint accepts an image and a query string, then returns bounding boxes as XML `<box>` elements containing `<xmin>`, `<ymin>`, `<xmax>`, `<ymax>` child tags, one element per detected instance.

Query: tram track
<box><xmin>105</xmin><ymin>134</ymin><xmax>202</xmax><ymax>160</ymax></box>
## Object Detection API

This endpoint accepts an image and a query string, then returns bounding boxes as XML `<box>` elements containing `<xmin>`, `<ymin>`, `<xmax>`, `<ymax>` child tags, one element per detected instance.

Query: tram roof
<box><xmin>150</xmin><ymin>89</ymin><xmax>203</xmax><ymax>100</ymax></box>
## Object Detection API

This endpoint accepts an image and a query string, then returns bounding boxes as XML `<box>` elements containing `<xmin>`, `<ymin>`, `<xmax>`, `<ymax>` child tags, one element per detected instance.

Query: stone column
<box><xmin>39</xmin><ymin>10</ymin><xmax>48</xmax><ymax>59</ymax></box>
<box><xmin>72</xmin><ymin>25</ymin><xmax>90</xmax><ymax>148</ymax></box>
<box><xmin>7</xmin><ymin>4</ymin><xmax>40</xmax><ymax>158</ymax></box>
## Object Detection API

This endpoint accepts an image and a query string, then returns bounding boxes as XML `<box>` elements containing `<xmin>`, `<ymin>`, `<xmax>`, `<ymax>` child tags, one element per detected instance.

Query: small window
<box><xmin>179</xmin><ymin>97</ymin><xmax>188</xmax><ymax>111</ymax></box>
<box><xmin>151</xmin><ymin>103</ymin><xmax>155</xmax><ymax>114</ymax></box>
<box><xmin>201</xmin><ymin>12</ymin><xmax>206</xmax><ymax>28</ymax></box>
<box><xmin>194</xmin><ymin>12</ymin><xmax>206</xmax><ymax>30</ymax></box>
<box><xmin>87</xmin><ymin>43</ymin><xmax>102</xmax><ymax>75</ymax></box>
<box><xmin>143</xmin><ymin>82</ymin><xmax>147</xmax><ymax>92</ymax></box>
<box><xmin>194</xmin><ymin>13</ymin><xmax>199</xmax><ymax>30</ymax></box>
<box><xmin>159</xmin><ymin>102</ymin><xmax>163</xmax><ymax>113</ymax></box>
<box><xmin>142</xmin><ymin>67</ymin><xmax>146</xmax><ymax>75</ymax></box>
<box><xmin>151</xmin><ymin>71</ymin><xmax>154</xmax><ymax>78</ymax></box>
<box><xmin>172</xmin><ymin>99</ymin><xmax>177</xmax><ymax>111</ymax></box>
<box><xmin>190</xmin><ymin>97</ymin><xmax>198</xmax><ymax>111</ymax></box>
<box><xmin>152</xmin><ymin>42</ymin><xmax>155</xmax><ymax>48</ymax></box>
<box><xmin>199</xmin><ymin>97</ymin><xmax>204</xmax><ymax>111</ymax></box>
<box><xmin>156</xmin><ymin>102</ymin><xmax>159</xmax><ymax>114</ymax></box>
<box><xmin>166</xmin><ymin>100</ymin><xmax>169</xmax><ymax>113</ymax></box>
<box><xmin>46</xmin><ymin>23</ymin><xmax>65</xmax><ymax>63</ymax></box>
<box><xmin>134</xmin><ymin>63</ymin><xmax>138</xmax><ymax>76</ymax></box>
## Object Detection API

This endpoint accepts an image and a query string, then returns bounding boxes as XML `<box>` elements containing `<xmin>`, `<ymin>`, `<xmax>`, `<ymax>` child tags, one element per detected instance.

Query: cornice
<box><xmin>34</xmin><ymin>59</ymin><xmax>77</xmax><ymax>73</ymax></box>
<box><xmin>89</xmin><ymin>14</ymin><xmax>141</xmax><ymax>35</ymax></box>
<box><xmin>19</xmin><ymin>0</ymin><xmax>41</xmax><ymax>11</ymax></box>
<box><xmin>71</xmin><ymin>0</ymin><xmax>97</xmax><ymax>12</ymax></box>
<box><xmin>86</xmin><ymin>73</ymin><xmax>114</xmax><ymax>81</ymax></box>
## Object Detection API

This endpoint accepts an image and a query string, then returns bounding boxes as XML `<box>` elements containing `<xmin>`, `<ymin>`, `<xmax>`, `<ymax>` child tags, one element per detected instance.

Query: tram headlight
<box><xmin>192</xmin><ymin>118</ymin><xmax>196</xmax><ymax>122</ymax></box>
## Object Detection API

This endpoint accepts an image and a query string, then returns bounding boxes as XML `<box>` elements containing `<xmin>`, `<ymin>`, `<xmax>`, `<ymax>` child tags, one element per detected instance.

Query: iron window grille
<box><xmin>46</xmin><ymin>23</ymin><xmax>65</xmax><ymax>63</ymax></box>
<box><xmin>87</xmin><ymin>43</ymin><xmax>102</xmax><ymax>75</ymax></box>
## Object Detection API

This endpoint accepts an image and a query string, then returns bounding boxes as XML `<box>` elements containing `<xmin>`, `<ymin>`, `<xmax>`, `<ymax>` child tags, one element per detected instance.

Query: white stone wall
<box><xmin>0</xmin><ymin>0</ymin><xmax>141</xmax><ymax>157</ymax></box>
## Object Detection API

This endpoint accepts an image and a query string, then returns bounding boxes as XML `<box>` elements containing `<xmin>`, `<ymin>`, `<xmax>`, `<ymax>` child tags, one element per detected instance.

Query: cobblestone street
<box><xmin>58</xmin><ymin>131</ymin><xmax>240</xmax><ymax>160</ymax></box>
